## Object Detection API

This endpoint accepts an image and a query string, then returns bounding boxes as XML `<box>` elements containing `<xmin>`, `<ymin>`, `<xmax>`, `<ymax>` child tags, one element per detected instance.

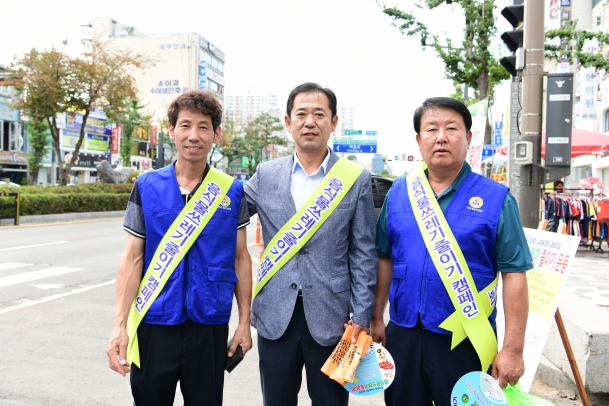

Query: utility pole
<box><xmin>518</xmin><ymin>0</ymin><xmax>545</xmax><ymax>229</ymax></box>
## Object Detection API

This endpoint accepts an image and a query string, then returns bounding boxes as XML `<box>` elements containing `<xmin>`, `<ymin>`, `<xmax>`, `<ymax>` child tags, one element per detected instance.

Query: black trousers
<box><xmin>384</xmin><ymin>321</ymin><xmax>484</xmax><ymax>406</ymax></box>
<box><xmin>130</xmin><ymin>320</ymin><xmax>228</xmax><ymax>406</ymax></box>
<box><xmin>258</xmin><ymin>297</ymin><xmax>349</xmax><ymax>406</ymax></box>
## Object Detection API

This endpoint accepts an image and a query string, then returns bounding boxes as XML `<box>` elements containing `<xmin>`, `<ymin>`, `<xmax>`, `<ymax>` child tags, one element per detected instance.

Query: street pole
<box><xmin>518</xmin><ymin>0</ymin><xmax>545</xmax><ymax>228</ymax></box>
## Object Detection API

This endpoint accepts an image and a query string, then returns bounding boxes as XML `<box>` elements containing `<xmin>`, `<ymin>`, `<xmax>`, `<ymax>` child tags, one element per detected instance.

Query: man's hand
<box><xmin>106</xmin><ymin>326</ymin><xmax>130</xmax><ymax>376</ymax></box>
<box><xmin>343</xmin><ymin>320</ymin><xmax>370</xmax><ymax>343</ymax></box>
<box><xmin>228</xmin><ymin>322</ymin><xmax>252</xmax><ymax>357</ymax></box>
<box><xmin>490</xmin><ymin>348</ymin><xmax>525</xmax><ymax>388</ymax></box>
<box><xmin>370</xmin><ymin>317</ymin><xmax>387</xmax><ymax>347</ymax></box>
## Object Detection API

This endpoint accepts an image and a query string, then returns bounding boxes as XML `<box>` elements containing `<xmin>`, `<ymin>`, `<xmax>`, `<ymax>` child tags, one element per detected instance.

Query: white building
<box><xmin>333</xmin><ymin>106</ymin><xmax>355</xmax><ymax>138</ymax></box>
<box><xmin>545</xmin><ymin>0</ymin><xmax>609</xmax><ymax>191</ymax></box>
<box><xmin>224</xmin><ymin>93</ymin><xmax>279</xmax><ymax>127</ymax></box>
<box><xmin>90</xmin><ymin>17</ymin><xmax>226</xmax><ymax>170</ymax></box>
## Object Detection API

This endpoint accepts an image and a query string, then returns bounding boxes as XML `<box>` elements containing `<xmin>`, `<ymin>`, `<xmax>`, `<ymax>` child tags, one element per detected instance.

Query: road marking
<box><xmin>0</xmin><ymin>241</ymin><xmax>68</xmax><ymax>252</ymax></box>
<box><xmin>0</xmin><ymin>262</ymin><xmax>31</xmax><ymax>271</ymax></box>
<box><xmin>0</xmin><ymin>280</ymin><xmax>116</xmax><ymax>314</ymax></box>
<box><xmin>0</xmin><ymin>266</ymin><xmax>82</xmax><ymax>288</ymax></box>
<box><xmin>251</xmin><ymin>256</ymin><xmax>259</xmax><ymax>264</ymax></box>
<box><xmin>31</xmin><ymin>284</ymin><xmax>65</xmax><ymax>290</ymax></box>
<box><xmin>247</xmin><ymin>242</ymin><xmax>259</xmax><ymax>247</ymax></box>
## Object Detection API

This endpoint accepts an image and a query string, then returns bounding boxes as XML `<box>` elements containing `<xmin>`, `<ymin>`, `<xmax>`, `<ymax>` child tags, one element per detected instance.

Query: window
<box><xmin>605</xmin><ymin>110</ymin><xmax>609</xmax><ymax>132</ymax></box>
<box><xmin>0</xmin><ymin>85</ymin><xmax>9</xmax><ymax>94</ymax></box>
<box><xmin>377</xmin><ymin>178</ymin><xmax>393</xmax><ymax>194</ymax></box>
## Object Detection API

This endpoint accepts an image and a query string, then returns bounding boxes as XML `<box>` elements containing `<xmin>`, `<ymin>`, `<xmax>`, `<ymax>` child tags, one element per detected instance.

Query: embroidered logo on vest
<box><xmin>468</xmin><ymin>197</ymin><xmax>483</xmax><ymax>212</ymax></box>
<box><xmin>220</xmin><ymin>196</ymin><xmax>232</xmax><ymax>210</ymax></box>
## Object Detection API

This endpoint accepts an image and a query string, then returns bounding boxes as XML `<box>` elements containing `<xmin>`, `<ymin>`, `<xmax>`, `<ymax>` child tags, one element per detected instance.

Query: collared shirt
<box><xmin>290</xmin><ymin>147</ymin><xmax>332</xmax><ymax>210</ymax></box>
<box><xmin>376</xmin><ymin>161</ymin><xmax>532</xmax><ymax>273</ymax></box>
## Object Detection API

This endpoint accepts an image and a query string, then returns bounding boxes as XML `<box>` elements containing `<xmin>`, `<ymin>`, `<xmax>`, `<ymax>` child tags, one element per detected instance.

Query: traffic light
<box><xmin>500</xmin><ymin>4</ymin><xmax>524</xmax><ymax>76</ymax></box>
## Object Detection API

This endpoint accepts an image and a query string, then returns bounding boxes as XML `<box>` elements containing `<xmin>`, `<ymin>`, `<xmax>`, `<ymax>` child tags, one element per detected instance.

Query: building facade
<box><xmin>548</xmin><ymin>0</ymin><xmax>609</xmax><ymax>192</ymax></box>
<box><xmin>224</xmin><ymin>93</ymin><xmax>279</xmax><ymax>127</ymax></box>
<box><xmin>91</xmin><ymin>17</ymin><xmax>226</xmax><ymax>171</ymax></box>
<box><xmin>0</xmin><ymin>65</ymin><xmax>27</xmax><ymax>185</ymax></box>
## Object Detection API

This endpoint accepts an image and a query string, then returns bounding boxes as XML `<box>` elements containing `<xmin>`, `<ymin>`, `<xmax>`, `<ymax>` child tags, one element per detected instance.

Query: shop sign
<box><xmin>111</xmin><ymin>127</ymin><xmax>120</xmax><ymax>154</ymax></box>
<box><xmin>0</xmin><ymin>151</ymin><xmax>27</xmax><ymax>165</ymax></box>
<box><xmin>0</xmin><ymin>97</ymin><xmax>19</xmax><ymax>122</ymax></box>
<box><xmin>64</xmin><ymin>152</ymin><xmax>103</xmax><ymax>168</ymax></box>
<box><xmin>86</xmin><ymin>134</ymin><xmax>109</xmax><ymax>152</ymax></box>
<box><xmin>150</xmin><ymin>126</ymin><xmax>158</xmax><ymax>145</ymax></box>
<box><xmin>65</xmin><ymin>112</ymin><xmax>112</xmax><ymax>135</ymax></box>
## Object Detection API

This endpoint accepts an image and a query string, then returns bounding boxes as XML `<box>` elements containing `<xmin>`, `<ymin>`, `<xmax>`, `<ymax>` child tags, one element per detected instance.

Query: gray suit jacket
<box><xmin>244</xmin><ymin>151</ymin><xmax>378</xmax><ymax>346</ymax></box>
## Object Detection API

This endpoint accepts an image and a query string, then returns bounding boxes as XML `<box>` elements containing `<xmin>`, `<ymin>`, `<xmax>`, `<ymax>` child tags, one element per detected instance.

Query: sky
<box><xmin>1</xmin><ymin>0</ymin><xmax>511</xmax><ymax>160</ymax></box>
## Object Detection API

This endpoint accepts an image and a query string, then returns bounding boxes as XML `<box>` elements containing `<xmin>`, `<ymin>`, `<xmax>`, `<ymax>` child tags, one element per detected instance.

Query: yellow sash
<box><xmin>406</xmin><ymin>165</ymin><xmax>498</xmax><ymax>372</ymax></box>
<box><xmin>126</xmin><ymin>168</ymin><xmax>234</xmax><ymax>367</ymax></box>
<box><xmin>253</xmin><ymin>158</ymin><xmax>363</xmax><ymax>298</ymax></box>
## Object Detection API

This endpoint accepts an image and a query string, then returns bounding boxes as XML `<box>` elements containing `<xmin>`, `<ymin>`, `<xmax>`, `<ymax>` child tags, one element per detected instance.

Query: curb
<box><xmin>0</xmin><ymin>211</ymin><xmax>126</xmax><ymax>227</ymax></box>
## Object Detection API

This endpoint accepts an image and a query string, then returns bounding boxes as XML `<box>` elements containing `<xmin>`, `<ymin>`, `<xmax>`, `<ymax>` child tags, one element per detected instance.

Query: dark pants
<box><xmin>258</xmin><ymin>296</ymin><xmax>349</xmax><ymax>406</ymax></box>
<box><xmin>130</xmin><ymin>319</ymin><xmax>229</xmax><ymax>406</ymax></box>
<box><xmin>384</xmin><ymin>321</ymin><xmax>483</xmax><ymax>406</ymax></box>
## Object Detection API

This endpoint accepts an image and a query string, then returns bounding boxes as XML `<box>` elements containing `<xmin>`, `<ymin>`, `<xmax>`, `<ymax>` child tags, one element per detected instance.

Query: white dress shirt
<box><xmin>290</xmin><ymin>147</ymin><xmax>332</xmax><ymax>210</ymax></box>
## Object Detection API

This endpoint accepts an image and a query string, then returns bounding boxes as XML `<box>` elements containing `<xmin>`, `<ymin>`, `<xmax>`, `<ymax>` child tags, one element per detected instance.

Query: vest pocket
<box><xmin>202</xmin><ymin>265</ymin><xmax>238</xmax><ymax>319</ymax></box>
<box><xmin>389</xmin><ymin>262</ymin><xmax>407</xmax><ymax>315</ymax></box>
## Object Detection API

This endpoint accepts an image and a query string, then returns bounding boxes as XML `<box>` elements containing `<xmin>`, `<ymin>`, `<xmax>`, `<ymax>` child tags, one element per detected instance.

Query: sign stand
<box><xmin>538</xmin><ymin>220</ymin><xmax>591</xmax><ymax>406</ymax></box>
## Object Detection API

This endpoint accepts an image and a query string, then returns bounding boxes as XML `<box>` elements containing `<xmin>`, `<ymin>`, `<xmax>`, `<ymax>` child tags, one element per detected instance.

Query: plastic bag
<box><xmin>503</xmin><ymin>382</ymin><xmax>556</xmax><ymax>406</ymax></box>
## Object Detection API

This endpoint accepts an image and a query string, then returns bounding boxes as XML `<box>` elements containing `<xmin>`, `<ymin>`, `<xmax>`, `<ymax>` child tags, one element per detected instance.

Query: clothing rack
<box><xmin>541</xmin><ymin>190</ymin><xmax>608</xmax><ymax>255</ymax></box>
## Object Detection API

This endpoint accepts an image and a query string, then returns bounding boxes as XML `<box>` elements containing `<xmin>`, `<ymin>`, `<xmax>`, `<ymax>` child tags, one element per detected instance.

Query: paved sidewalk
<box><xmin>565</xmin><ymin>242</ymin><xmax>609</xmax><ymax>308</ymax></box>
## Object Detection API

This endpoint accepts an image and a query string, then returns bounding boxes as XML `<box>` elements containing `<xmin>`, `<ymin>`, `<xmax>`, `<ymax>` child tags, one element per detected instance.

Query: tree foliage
<box><xmin>10</xmin><ymin>40</ymin><xmax>153</xmax><ymax>185</ymax></box>
<box><xmin>207</xmin><ymin>113</ymin><xmax>288</xmax><ymax>176</ymax></box>
<box><xmin>381</xmin><ymin>0</ymin><xmax>509</xmax><ymax>103</ymax></box>
<box><xmin>116</xmin><ymin>99</ymin><xmax>153</xmax><ymax>167</ymax></box>
<box><xmin>242</xmin><ymin>113</ymin><xmax>287</xmax><ymax>175</ymax></box>
<box><xmin>24</xmin><ymin>115</ymin><xmax>50</xmax><ymax>185</ymax></box>
<box><xmin>208</xmin><ymin>114</ymin><xmax>246</xmax><ymax>169</ymax></box>
<box><xmin>546</xmin><ymin>20</ymin><xmax>609</xmax><ymax>73</ymax></box>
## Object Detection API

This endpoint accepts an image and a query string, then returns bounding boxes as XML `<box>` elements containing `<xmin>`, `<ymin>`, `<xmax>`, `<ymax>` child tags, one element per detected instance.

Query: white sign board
<box><xmin>496</xmin><ymin>227</ymin><xmax>580</xmax><ymax>392</ymax></box>
<box><xmin>467</xmin><ymin>100</ymin><xmax>489</xmax><ymax>174</ymax></box>
<box><xmin>579</xmin><ymin>67</ymin><xmax>597</xmax><ymax>120</ymax></box>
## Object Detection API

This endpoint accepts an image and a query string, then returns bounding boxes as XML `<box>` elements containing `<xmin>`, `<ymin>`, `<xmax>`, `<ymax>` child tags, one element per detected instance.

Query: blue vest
<box><xmin>138</xmin><ymin>164</ymin><xmax>243</xmax><ymax>326</ymax></box>
<box><xmin>386</xmin><ymin>172</ymin><xmax>508</xmax><ymax>335</ymax></box>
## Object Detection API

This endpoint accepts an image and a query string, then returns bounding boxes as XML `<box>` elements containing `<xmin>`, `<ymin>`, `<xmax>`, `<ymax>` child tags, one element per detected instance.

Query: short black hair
<box><xmin>413</xmin><ymin>97</ymin><xmax>472</xmax><ymax>134</ymax></box>
<box><xmin>286</xmin><ymin>82</ymin><xmax>337</xmax><ymax>118</ymax></box>
<box><xmin>167</xmin><ymin>90</ymin><xmax>223</xmax><ymax>133</ymax></box>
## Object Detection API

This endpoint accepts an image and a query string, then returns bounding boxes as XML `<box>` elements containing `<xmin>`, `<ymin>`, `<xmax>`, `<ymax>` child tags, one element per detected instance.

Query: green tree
<box><xmin>117</xmin><ymin>99</ymin><xmax>153</xmax><ymax>167</ymax></box>
<box><xmin>24</xmin><ymin>115</ymin><xmax>51</xmax><ymax>185</ymax></box>
<box><xmin>209</xmin><ymin>115</ymin><xmax>248</xmax><ymax>171</ymax></box>
<box><xmin>11</xmin><ymin>40</ymin><xmax>153</xmax><ymax>185</ymax></box>
<box><xmin>347</xmin><ymin>154</ymin><xmax>358</xmax><ymax>161</ymax></box>
<box><xmin>546</xmin><ymin>20</ymin><xmax>609</xmax><ymax>72</ymax></box>
<box><xmin>242</xmin><ymin>113</ymin><xmax>286</xmax><ymax>175</ymax></box>
<box><xmin>10</xmin><ymin>44</ymin><xmax>74</xmax><ymax>185</ymax></box>
<box><xmin>380</xmin><ymin>0</ymin><xmax>509</xmax><ymax>103</ymax></box>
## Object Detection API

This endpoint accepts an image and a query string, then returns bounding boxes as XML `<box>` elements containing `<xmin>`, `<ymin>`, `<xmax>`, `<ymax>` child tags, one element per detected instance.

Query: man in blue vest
<box><xmin>106</xmin><ymin>90</ymin><xmax>253</xmax><ymax>406</ymax></box>
<box><xmin>372</xmin><ymin>97</ymin><xmax>532</xmax><ymax>406</ymax></box>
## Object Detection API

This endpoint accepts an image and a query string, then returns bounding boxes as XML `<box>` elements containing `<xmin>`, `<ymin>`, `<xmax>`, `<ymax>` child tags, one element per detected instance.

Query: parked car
<box><xmin>0</xmin><ymin>181</ymin><xmax>20</xmax><ymax>187</ymax></box>
<box><xmin>371</xmin><ymin>175</ymin><xmax>394</xmax><ymax>218</ymax></box>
